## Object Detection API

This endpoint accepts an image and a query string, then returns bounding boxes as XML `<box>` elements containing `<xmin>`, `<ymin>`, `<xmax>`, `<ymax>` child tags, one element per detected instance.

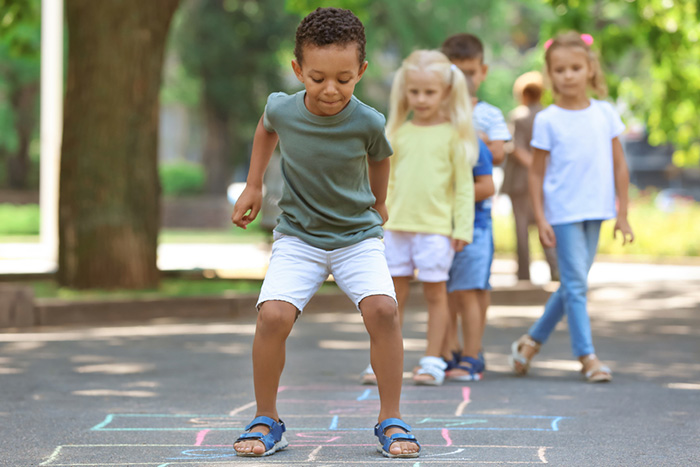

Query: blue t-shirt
<box><xmin>474</xmin><ymin>139</ymin><xmax>493</xmax><ymax>228</ymax></box>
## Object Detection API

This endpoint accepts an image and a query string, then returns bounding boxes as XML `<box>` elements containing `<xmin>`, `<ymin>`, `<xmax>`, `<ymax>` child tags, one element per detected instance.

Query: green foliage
<box><xmin>0</xmin><ymin>0</ymin><xmax>41</xmax><ymax>188</ymax></box>
<box><xmin>0</xmin><ymin>203</ymin><xmax>39</xmax><ymax>235</ymax></box>
<box><xmin>159</xmin><ymin>162</ymin><xmax>205</xmax><ymax>196</ymax></box>
<box><xmin>167</xmin><ymin>0</ymin><xmax>299</xmax><ymax>169</ymax></box>
<box><xmin>543</xmin><ymin>0</ymin><xmax>700</xmax><ymax>166</ymax></box>
<box><xmin>0</xmin><ymin>0</ymin><xmax>40</xmax><ymax>58</ymax></box>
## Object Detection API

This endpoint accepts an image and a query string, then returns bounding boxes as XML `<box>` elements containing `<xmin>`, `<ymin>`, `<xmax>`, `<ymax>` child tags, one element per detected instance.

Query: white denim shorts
<box><xmin>257</xmin><ymin>232</ymin><xmax>397</xmax><ymax>313</ymax></box>
<box><xmin>384</xmin><ymin>230</ymin><xmax>455</xmax><ymax>283</ymax></box>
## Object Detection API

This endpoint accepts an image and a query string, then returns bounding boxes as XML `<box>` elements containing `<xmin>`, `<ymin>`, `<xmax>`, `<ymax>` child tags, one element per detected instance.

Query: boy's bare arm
<box><xmin>612</xmin><ymin>137</ymin><xmax>634</xmax><ymax>244</ymax></box>
<box><xmin>479</xmin><ymin>131</ymin><xmax>506</xmax><ymax>165</ymax></box>
<box><xmin>486</xmin><ymin>139</ymin><xmax>505</xmax><ymax>165</ymax></box>
<box><xmin>474</xmin><ymin>174</ymin><xmax>494</xmax><ymax>202</ymax></box>
<box><xmin>231</xmin><ymin>115</ymin><xmax>279</xmax><ymax>229</ymax></box>
<box><xmin>368</xmin><ymin>156</ymin><xmax>390</xmax><ymax>224</ymax></box>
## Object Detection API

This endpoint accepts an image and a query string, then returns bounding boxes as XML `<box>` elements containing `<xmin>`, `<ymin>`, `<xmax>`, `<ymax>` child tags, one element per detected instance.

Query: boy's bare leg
<box><xmin>447</xmin><ymin>290</ymin><xmax>481</xmax><ymax>379</ymax></box>
<box><xmin>442</xmin><ymin>293</ymin><xmax>462</xmax><ymax>359</ymax></box>
<box><xmin>361</xmin><ymin>294</ymin><xmax>419</xmax><ymax>456</ymax></box>
<box><xmin>392</xmin><ymin>276</ymin><xmax>412</xmax><ymax>327</ymax></box>
<box><xmin>233</xmin><ymin>300</ymin><xmax>297</xmax><ymax>455</ymax></box>
<box><xmin>477</xmin><ymin>290</ymin><xmax>490</xmax><ymax>336</ymax></box>
<box><xmin>413</xmin><ymin>281</ymin><xmax>450</xmax><ymax>383</ymax></box>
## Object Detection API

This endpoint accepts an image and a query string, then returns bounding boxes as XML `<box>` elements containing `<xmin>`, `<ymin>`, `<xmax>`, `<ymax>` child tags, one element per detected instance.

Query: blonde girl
<box><xmin>361</xmin><ymin>49</ymin><xmax>477</xmax><ymax>386</ymax></box>
<box><xmin>509</xmin><ymin>31</ymin><xmax>634</xmax><ymax>383</ymax></box>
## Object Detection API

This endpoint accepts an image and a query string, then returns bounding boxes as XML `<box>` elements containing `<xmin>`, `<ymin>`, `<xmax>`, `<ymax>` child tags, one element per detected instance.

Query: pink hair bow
<box><xmin>544</xmin><ymin>33</ymin><xmax>594</xmax><ymax>50</ymax></box>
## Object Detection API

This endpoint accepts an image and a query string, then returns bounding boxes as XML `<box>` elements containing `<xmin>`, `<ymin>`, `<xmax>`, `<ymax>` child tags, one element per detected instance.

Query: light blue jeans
<box><xmin>528</xmin><ymin>220</ymin><xmax>602</xmax><ymax>357</ymax></box>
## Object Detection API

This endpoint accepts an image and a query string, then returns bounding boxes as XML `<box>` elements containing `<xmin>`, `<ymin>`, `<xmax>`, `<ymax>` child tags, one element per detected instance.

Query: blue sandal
<box><xmin>234</xmin><ymin>416</ymin><xmax>288</xmax><ymax>457</ymax></box>
<box><xmin>374</xmin><ymin>418</ymin><xmax>421</xmax><ymax>458</ymax></box>
<box><xmin>447</xmin><ymin>355</ymin><xmax>485</xmax><ymax>381</ymax></box>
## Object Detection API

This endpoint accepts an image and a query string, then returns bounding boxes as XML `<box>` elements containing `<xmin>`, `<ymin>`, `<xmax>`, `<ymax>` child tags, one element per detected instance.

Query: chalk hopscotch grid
<box><xmin>42</xmin><ymin>385</ymin><xmax>565</xmax><ymax>465</ymax></box>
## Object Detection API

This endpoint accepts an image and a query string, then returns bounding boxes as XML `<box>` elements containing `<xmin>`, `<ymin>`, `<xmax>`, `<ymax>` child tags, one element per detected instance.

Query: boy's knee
<box><xmin>360</xmin><ymin>295</ymin><xmax>398</xmax><ymax>322</ymax></box>
<box><xmin>257</xmin><ymin>301</ymin><xmax>298</xmax><ymax>334</ymax></box>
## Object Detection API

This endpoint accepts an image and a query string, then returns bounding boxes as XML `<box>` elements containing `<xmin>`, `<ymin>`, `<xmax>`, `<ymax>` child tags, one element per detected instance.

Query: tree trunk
<box><xmin>202</xmin><ymin>101</ymin><xmax>231</xmax><ymax>194</ymax></box>
<box><xmin>59</xmin><ymin>0</ymin><xmax>179</xmax><ymax>289</ymax></box>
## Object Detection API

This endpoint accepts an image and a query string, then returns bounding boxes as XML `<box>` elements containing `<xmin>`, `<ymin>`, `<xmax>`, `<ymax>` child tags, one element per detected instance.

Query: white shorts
<box><xmin>257</xmin><ymin>232</ymin><xmax>397</xmax><ymax>313</ymax></box>
<box><xmin>384</xmin><ymin>230</ymin><xmax>454</xmax><ymax>283</ymax></box>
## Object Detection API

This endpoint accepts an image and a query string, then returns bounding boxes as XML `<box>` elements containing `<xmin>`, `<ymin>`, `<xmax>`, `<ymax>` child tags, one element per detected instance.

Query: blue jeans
<box><xmin>528</xmin><ymin>220</ymin><xmax>602</xmax><ymax>357</ymax></box>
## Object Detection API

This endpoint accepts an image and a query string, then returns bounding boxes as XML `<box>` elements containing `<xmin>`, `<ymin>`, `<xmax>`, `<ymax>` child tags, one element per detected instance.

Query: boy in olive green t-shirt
<box><xmin>231</xmin><ymin>7</ymin><xmax>420</xmax><ymax>459</ymax></box>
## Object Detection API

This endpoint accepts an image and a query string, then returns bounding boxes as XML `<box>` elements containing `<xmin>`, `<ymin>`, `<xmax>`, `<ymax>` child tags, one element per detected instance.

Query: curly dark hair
<box><xmin>294</xmin><ymin>7</ymin><xmax>366</xmax><ymax>66</ymax></box>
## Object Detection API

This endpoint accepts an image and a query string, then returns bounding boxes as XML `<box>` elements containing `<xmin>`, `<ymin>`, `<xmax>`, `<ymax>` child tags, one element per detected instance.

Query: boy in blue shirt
<box><xmin>231</xmin><ymin>7</ymin><xmax>420</xmax><ymax>459</ymax></box>
<box><xmin>440</xmin><ymin>34</ymin><xmax>509</xmax><ymax>380</ymax></box>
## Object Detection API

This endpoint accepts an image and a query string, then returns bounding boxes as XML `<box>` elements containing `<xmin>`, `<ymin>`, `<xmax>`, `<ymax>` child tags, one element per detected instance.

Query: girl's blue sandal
<box><xmin>234</xmin><ymin>416</ymin><xmax>289</xmax><ymax>457</ymax></box>
<box><xmin>374</xmin><ymin>418</ymin><xmax>421</xmax><ymax>458</ymax></box>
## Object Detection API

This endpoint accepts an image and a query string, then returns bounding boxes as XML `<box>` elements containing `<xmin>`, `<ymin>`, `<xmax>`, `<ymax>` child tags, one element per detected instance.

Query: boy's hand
<box><xmin>452</xmin><ymin>238</ymin><xmax>468</xmax><ymax>252</ymax></box>
<box><xmin>613</xmin><ymin>217</ymin><xmax>634</xmax><ymax>245</ymax></box>
<box><xmin>231</xmin><ymin>185</ymin><xmax>263</xmax><ymax>229</ymax></box>
<box><xmin>537</xmin><ymin>221</ymin><xmax>556</xmax><ymax>248</ymax></box>
<box><xmin>373</xmin><ymin>202</ymin><xmax>389</xmax><ymax>225</ymax></box>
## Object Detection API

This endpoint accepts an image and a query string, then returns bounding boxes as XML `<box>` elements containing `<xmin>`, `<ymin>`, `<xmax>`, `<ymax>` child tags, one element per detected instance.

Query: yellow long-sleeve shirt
<box><xmin>385</xmin><ymin>122</ymin><xmax>475</xmax><ymax>243</ymax></box>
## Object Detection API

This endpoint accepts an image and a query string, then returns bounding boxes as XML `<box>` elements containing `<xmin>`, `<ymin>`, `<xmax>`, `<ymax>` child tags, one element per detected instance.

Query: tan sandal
<box><xmin>580</xmin><ymin>354</ymin><xmax>612</xmax><ymax>383</ymax></box>
<box><xmin>509</xmin><ymin>334</ymin><xmax>541</xmax><ymax>376</ymax></box>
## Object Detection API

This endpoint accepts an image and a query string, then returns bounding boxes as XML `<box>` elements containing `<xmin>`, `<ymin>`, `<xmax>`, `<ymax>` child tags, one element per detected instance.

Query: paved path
<box><xmin>1</xmin><ymin>275</ymin><xmax>699</xmax><ymax>465</ymax></box>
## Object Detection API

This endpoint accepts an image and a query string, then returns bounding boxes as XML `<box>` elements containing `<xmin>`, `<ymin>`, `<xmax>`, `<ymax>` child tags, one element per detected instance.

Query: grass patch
<box><xmin>0</xmin><ymin>204</ymin><xmax>40</xmax><ymax>235</ymax></box>
<box><xmin>31</xmin><ymin>277</ymin><xmax>340</xmax><ymax>300</ymax></box>
<box><xmin>493</xmin><ymin>192</ymin><xmax>700</xmax><ymax>259</ymax></box>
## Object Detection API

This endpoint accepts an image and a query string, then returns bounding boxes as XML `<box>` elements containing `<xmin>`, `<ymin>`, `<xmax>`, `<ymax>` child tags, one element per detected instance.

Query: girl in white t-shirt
<box><xmin>508</xmin><ymin>31</ymin><xmax>634</xmax><ymax>383</ymax></box>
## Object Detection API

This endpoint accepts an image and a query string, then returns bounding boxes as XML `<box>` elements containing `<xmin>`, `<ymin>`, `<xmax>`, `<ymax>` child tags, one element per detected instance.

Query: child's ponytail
<box><xmin>446</xmin><ymin>64</ymin><xmax>478</xmax><ymax>168</ymax></box>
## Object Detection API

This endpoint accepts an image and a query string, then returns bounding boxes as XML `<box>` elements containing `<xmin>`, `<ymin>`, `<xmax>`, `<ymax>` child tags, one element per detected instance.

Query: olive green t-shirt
<box><xmin>263</xmin><ymin>91</ymin><xmax>393</xmax><ymax>250</ymax></box>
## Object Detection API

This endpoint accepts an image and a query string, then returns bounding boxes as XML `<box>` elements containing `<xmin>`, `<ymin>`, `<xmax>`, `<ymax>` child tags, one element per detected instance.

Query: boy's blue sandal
<box><xmin>447</xmin><ymin>356</ymin><xmax>485</xmax><ymax>381</ymax></box>
<box><xmin>234</xmin><ymin>416</ymin><xmax>288</xmax><ymax>457</ymax></box>
<box><xmin>443</xmin><ymin>349</ymin><xmax>462</xmax><ymax>371</ymax></box>
<box><xmin>374</xmin><ymin>418</ymin><xmax>421</xmax><ymax>458</ymax></box>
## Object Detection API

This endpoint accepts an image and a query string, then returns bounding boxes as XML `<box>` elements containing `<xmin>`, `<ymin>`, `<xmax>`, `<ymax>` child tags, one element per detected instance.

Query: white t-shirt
<box><xmin>531</xmin><ymin>99</ymin><xmax>625</xmax><ymax>225</ymax></box>
<box><xmin>474</xmin><ymin>101</ymin><xmax>511</xmax><ymax>142</ymax></box>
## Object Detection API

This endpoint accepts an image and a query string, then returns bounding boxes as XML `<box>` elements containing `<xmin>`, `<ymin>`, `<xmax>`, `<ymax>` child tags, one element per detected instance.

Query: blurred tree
<box><xmin>170</xmin><ymin>0</ymin><xmax>298</xmax><ymax>194</ymax></box>
<box><xmin>0</xmin><ymin>0</ymin><xmax>40</xmax><ymax>189</ymax></box>
<box><xmin>59</xmin><ymin>0</ymin><xmax>179</xmax><ymax>289</ymax></box>
<box><xmin>542</xmin><ymin>0</ymin><xmax>700</xmax><ymax>166</ymax></box>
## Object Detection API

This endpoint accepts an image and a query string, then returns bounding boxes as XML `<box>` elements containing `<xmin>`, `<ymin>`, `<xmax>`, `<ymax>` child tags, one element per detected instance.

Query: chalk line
<box><xmin>441</xmin><ymin>428</ymin><xmax>452</xmax><ymax>447</ymax></box>
<box><xmin>550</xmin><ymin>417</ymin><xmax>563</xmax><ymax>431</ymax></box>
<box><xmin>356</xmin><ymin>389</ymin><xmax>372</xmax><ymax>401</ymax></box>
<box><xmin>420</xmin><ymin>448</ymin><xmax>466</xmax><ymax>458</ymax></box>
<box><xmin>228</xmin><ymin>401</ymin><xmax>255</xmax><ymax>416</ymax></box>
<box><xmin>39</xmin><ymin>446</ymin><xmax>62</xmax><ymax>465</ymax></box>
<box><xmin>329</xmin><ymin>415</ymin><xmax>339</xmax><ymax>430</ymax></box>
<box><xmin>195</xmin><ymin>430</ymin><xmax>210</xmax><ymax>446</ymax></box>
<box><xmin>306</xmin><ymin>445</ymin><xmax>323</xmax><ymax>462</ymax></box>
<box><xmin>538</xmin><ymin>447</ymin><xmax>548</xmax><ymax>463</ymax></box>
<box><xmin>455</xmin><ymin>387</ymin><xmax>471</xmax><ymax>416</ymax></box>
<box><xmin>90</xmin><ymin>414</ymin><xmax>115</xmax><ymax>431</ymax></box>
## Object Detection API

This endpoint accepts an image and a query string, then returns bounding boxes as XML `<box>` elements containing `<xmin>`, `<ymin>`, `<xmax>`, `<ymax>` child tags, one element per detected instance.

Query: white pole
<box><xmin>39</xmin><ymin>0</ymin><xmax>64</xmax><ymax>266</ymax></box>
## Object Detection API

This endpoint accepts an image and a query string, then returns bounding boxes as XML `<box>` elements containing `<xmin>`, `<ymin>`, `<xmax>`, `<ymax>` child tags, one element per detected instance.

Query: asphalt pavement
<box><xmin>1</xmin><ymin>269</ymin><xmax>699</xmax><ymax>466</ymax></box>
